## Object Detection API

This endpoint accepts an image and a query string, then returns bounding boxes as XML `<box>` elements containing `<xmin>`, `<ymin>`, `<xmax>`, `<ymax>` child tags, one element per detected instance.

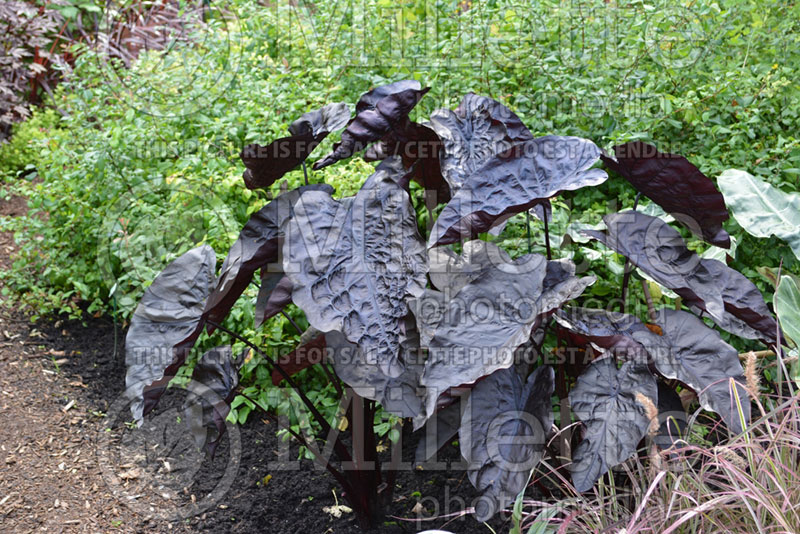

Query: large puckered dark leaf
<box><xmin>313</xmin><ymin>86</ymin><xmax>430</xmax><ymax>170</ymax></box>
<box><xmin>601</xmin><ymin>142</ymin><xmax>730</xmax><ymax>247</ymax></box>
<box><xmin>125</xmin><ymin>245</ymin><xmax>216</xmax><ymax>424</ymax></box>
<box><xmin>569</xmin><ymin>358</ymin><xmax>657</xmax><ymax>493</ymax></box>
<box><xmin>241</xmin><ymin>104</ymin><xmax>350</xmax><ymax>190</ymax></box>
<box><xmin>429</xmin><ymin>93</ymin><xmax>534</xmax><ymax>193</ymax></box>
<box><xmin>585</xmin><ymin>211</ymin><xmax>777</xmax><ymax>343</ymax></box>
<box><xmin>460</xmin><ymin>366</ymin><xmax>554</xmax><ymax>521</ymax></box>
<box><xmin>420</xmin><ymin>251</ymin><xmax>592</xmax><ymax>421</ymax></box>
<box><xmin>427</xmin><ymin>239</ymin><xmax>513</xmax><ymax>296</ymax></box>
<box><xmin>420</xmin><ymin>254</ymin><xmax>546</xmax><ymax>415</ymax></box>
<box><xmin>283</xmin><ymin>164</ymin><xmax>428</xmax><ymax>377</ymax></box>
<box><xmin>203</xmin><ymin>184</ymin><xmax>334</xmax><ymax>332</ymax></box>
<box><xmin>632</xmin><ymin>309</ymin><xmax>750</xmax><ymax>434</ymax></box>
<box><xmin>184</xmin><ymin>346</ymin><xmax>241</xmax><ymax>457</ymax></box>
<box><xmin>326</xmin><ymin>318</ymin><xmax>425</xmax><ymax>419</ymax></box>
<box><xmin>427</xmin><ymin>241</ymin><xmax>594</xmax><ymax>306</ymax></box>
<box><xmin>429</xmin><ymin>136</ymin><xmax>607</xmax><ymax>247</ymax></box>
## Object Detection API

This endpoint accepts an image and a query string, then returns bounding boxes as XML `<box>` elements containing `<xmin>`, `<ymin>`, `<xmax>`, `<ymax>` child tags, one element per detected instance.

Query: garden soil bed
<box><xmin>1</xmin><ymin>309</ymin><xmax>511</xmax><ymax>534</ymax></box>
<box><xmin>0</xmin><ymin>195</ymin><xmax>511</xmax><ymax>533</ymax></box>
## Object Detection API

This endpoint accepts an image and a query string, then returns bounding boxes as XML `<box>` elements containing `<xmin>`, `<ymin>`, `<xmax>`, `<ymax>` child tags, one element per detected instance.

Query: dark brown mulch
<box><xmin>34</xmin><ymin>312</ymin><xmax>510</xmax><ymax>534</ymax></box>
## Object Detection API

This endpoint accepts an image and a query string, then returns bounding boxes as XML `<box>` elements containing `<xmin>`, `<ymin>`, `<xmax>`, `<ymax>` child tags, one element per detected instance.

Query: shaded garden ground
<box><xmin>0</xmin><ymin>194</ymin><xmax>502</xmax><ymax>533</ymax></box>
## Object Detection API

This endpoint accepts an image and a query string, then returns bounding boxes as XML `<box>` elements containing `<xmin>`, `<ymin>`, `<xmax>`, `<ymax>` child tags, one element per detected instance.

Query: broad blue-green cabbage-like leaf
<box><xmin>717</xmin><ymin>169</ymin><xmax>800</xmax><ymax>261</ymax></box>
<box><xmin>460</xmin><ymin>365</ymin><xmax>554</xmax><ymax>521</ymax></box>
<box><xmin>775</xmin><ymin>275</ymin><xmax>800</xmax><ymax>348</ymax></box>
<box><xmin>569</xmin><ymin>358</ymin><xmax>657</xmax><ymax>493</ymax></box>
<box><xmin>125</xmin><ymin>245</ymin><xmax>216</xmax><ymax>424</ymax></box>
<box><xmin>283</xmin><ymin>163</ymin><xmax>428</xmax><ymax>377</ymax></box>
<box><xmin>429</xmin><ymin>136</ymin><xmax>607</xmax><ymax>247</ymax></box>
<box><xmin>601</xmin><ymin>141</ymin><xmax>730</xmax><ymax>247</ymax></box>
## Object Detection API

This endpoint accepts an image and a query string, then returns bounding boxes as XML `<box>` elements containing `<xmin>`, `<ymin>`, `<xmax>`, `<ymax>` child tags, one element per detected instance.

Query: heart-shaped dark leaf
<box><xmin>241</xmin><ymin>104</ymin><xmax>350</xmax><ymax>190</ymax></box>
<box><xmin>569</xmin><ymin>358</ymin><xmax>657</xmax><ymax>493</ymax></box>
<box><xmin>254</xmin><ymin>272</ymin><xmax>294</xmax><ymax>328</ymax></box>
<box><xmin>415</xmin><ymin>396</ymin><xmax>467</xmax><ymax>463</ymax></box>
<box><xmin>429</xmin><ymin>93</ymin><xmax>534</xmax><ymax>193</ymax></box>
<box><xmin>326</xmin><ymin>317</ymin><xmax>425</xmax><ymax>419</ymax></box>
<box><xmin>313</xmin><ymin>86</ymin><xmax>430</xmax><ymax>170</ymax></box>
<box><xmin>283</xmin><ymin>164</ymin><xmax>428</xmax><ymax>377</ymax></box>
<box><xmin>420</xmin><ymin>254</ymin><xmax>547</xmax><ymax>415</ymax></box>
<box><xmin>602</xmin><ymin>142</ymin><xmax>730</xmax><ymax>247</ymax></box>
<box><xmin>460</xmin><ymin>365</ymin><xmax>554</xmax><ymax>521</ymax></box>
<box><xmin>539</xmin><ymin>261</ymin><xmax>597</xmax><ymax>320</ymax></box>
<box><xmin>203</xmin><ymin>184</ymin><xmax>334</xmax><ymax>331</ymax></box>
<box><xmin>428</xmin><ymin>239</ymin><xmax>513</xmax><ymax>295</ymax></box>
<box><xmin>585</xmin><ymin>211</ymin><xmax>777</xmax><ymax>343</ymax></box>
<box><xmin>683</xmin><ymin>258</ymin><xmax>778</xmax><ymax>344</ymax></box>
<box><xmin>420</xmin><ymin>252</ymin><xmax>592</xmax><ymax>421</ymax></box>
<box><xmin>287</xmin><ymin>102</ymin><xmax>350</xmax><ymax>138</ymax></box>
<box><xmin>585</xmin><ymin>211</ymin><xmax>724</xmax><ymax>318</ymax></box>
<box><xmin>125</xmin><ymin>245</ymin><xmax>216</xmax><ymax>424</ymax></box>
<box><xmin>555</xmin><ymin>307</ymin><xmax>751</xmax><ymax>435</ymax></box>
<box><xmin>184</xmin><ymin>346</ymin><xmax>241</xmax><ymax>457</ymax></box>
<box><xmin>240</xmin><ymin>135</ymin><xmax>318</xmax><ymax>190</ymax></box>
<box><xmin>429</xmin><ymin>136</ymin><xmax>607</xmax><ymax>247</ymax></box>
<box><xmin>631</xmin><ymin>309</ymin><xmax>750</xmax><ymax>434</ymax></box>
<box><xmin>355</xmin><ymin>80</ymin><xmax>422</xmax><ymax>114</ymax></box>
